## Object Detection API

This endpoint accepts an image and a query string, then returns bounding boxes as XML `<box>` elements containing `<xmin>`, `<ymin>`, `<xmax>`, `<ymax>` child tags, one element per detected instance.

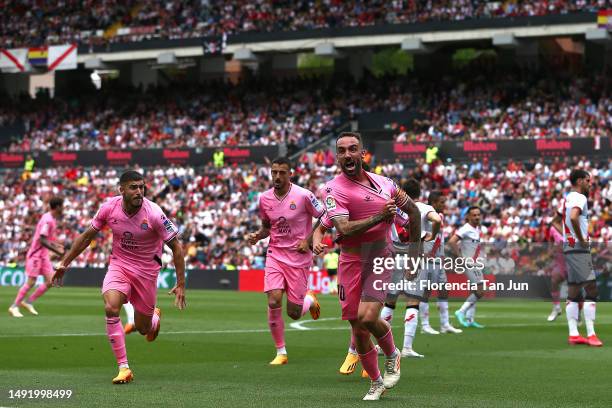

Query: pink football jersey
<box><xmin>26</xmin><ymin>212</ymin><xmax>57</xmax><ymax>259</ymax></box>
<box><xmin>321</xmin><ymin>171</ymin><xmax>400</xmax><ymax>247</ymax></box>
<box><xmin>259</xmin><ymin>183</ymin><xmax>325</xmax><ymax>267</ymax></box>
<box><xmin>91</xmin><ymin>196</ymin><xmax>179</xmax><ymax>279</ymax></box>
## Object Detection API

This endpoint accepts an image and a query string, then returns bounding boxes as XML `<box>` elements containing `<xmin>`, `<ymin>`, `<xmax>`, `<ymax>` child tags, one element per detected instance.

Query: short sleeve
<box><xmin>155</xmin><ymin>212</ymin><xmax>179</xmax><ymax>243</ymax></box>
<box><xmin>91</xmin><ymin>202</ymin><xmax>110</xmax><ymax>231</ymax></box>
<box><xmin>305</xmin><ymin>192</ymin><xmax>325</xmax><ymax>218</ymax></box>
<box><xmin>567</xmin><ymin>193</ymin><xmax>587</xmax><ymax>214</ymax></box>
<box><xmin>39</xmin><ymin>219</ymin><xmax>51</xmax><ymax>236</ymax></box>
<box><xmin>259</xmin><ymin>195</ymin><xmax>270</xmax><ymax>223</ymax></box>
<box><xmin>324</xmin><ymin>190</ymin><xmax>349</xmax><ymax>220</ymax></box>
<box><xmin>320</xmin><ymin>213</ymin><xmax>333</xmax><ymax>229</ymax></box>
<box><xmin>455</xmin><ymin>225</ymin><xmax>468</xmax><ymax>240</ymax></box>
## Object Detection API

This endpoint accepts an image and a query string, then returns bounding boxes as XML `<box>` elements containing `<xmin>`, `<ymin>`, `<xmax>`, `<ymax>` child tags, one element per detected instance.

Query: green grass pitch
<box><xmin>1</xmin><ymin>287</ymin><xmax>611</xmax><ymax>407</ymax></box>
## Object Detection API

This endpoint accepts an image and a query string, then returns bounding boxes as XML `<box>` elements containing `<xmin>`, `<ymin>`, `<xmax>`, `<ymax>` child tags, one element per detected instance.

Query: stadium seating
<box><xmin>0</xmin><ymin>0</ymin><xmax>601</xmax><ymax>47</ymax></box>
<box><xmin>2</xmin><ymin>68</ymin><xmax>611</xmax><ymax>152</ymax></box>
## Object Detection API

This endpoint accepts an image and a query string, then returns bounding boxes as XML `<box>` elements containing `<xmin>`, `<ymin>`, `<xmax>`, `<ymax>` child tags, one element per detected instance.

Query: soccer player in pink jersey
<box><xmin>52</xmin><ymin>170</ymin><xmax>186</xmax><ymax>384</ymax></box>
<box><xmin>8</xmin><ymin>197</ymin><xmax>65</xmax><ymax>318</ymax></box>
<box><xmin>321</xmin><ymin>132</ymin><xmax>421</xmax><ymax>400</ymax></box>
<box><xmin>247</xmin><ymin>157</ymin><xmax>325</xmax><ymax>365</ymax></box>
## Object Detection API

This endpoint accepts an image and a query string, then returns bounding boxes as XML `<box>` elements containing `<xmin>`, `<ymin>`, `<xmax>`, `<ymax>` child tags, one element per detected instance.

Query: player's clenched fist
<box><xmin>246</xmin><ymin>232</ymin><xmax>259</xmax><ymax>245</ymax></box>
<box><xmin>380</xmin><ymin>199</ymin><xmax>397</xmax><ymax>221</ymax></box>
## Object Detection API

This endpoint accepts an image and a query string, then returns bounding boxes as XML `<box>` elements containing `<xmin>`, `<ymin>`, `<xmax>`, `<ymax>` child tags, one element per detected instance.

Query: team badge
<box><xmin>325</xmin><ymin>195</ymin><xmax>336</xmax><ymax>210</ymax></box>
<box><xmin>141</xmin><ymin>219</ymin><xmax>149</xmax><ymax>230</ymax></box>
<box><xmin>289</xmin><ymin>201</ymin><xmax>297</xmax><ymax>210</ymax></box>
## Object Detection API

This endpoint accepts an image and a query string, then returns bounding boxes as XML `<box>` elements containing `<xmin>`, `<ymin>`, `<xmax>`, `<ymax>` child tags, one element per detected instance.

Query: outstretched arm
<box><xmin>166</xmin><ymin>237</ymin><xmax>186</xmax><ymax>310</ymax></box>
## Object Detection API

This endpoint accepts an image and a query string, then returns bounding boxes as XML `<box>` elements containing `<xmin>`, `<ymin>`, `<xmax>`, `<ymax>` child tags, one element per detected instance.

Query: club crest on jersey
<box><xmin>141</xmin><ymin>219</ymin><xmax>149</xmax><ymax>230</ymax></box>
<box><xmin>325</xmin><ymin>195</ymin><xmax>336</xmax><ymax>210</ymax></box>
<box><xmin>289</xmin><ymin>201</ymin><xmax>297</xmax><ymax>210</ymax></box>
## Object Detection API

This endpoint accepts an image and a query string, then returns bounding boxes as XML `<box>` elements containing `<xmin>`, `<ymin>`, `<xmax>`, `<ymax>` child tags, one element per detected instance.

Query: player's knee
<box><xmin>268</xmin><ymin>300</ymin><xmax>282</xmax><ymax>309</ymax></box>
<box><xmin>287</xmin><ymin>308</ymin><xmax>301</xmax><ymax>320</ymax></box>
<box><xmin>136</xmin><ymin>324</ymin><xmax>150</xmax><ymax>335</ymax></box>
<box><xmin>104</xmin><ymin>303</ymin><xmax>121</xmax><ymax>317</ymax></box>
<box><xmin>357</xmin><ymin>310</ymin><xmax>379</xmax><ymax>328</ymax></box>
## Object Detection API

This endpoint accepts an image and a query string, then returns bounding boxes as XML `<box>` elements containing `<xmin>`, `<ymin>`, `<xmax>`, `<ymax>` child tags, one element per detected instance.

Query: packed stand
<box><xmin>3</xmin><ymin>68</ymin><xmax>612</xmax><ymax>154</ymax></box>
<box><xmin>3</xmin><ymin>77</ymin><xmax>344</xmax><ymax>152</ymax></box>
<box><xmin>393</xmin><ymin>68</ymin><xmax>612</xmax><ymax>142</ymax></box>
<box><xmin>1</xmin><ymin>0</ymin><xmax>602</xmax><ymax>48</ymax></box>
<box><xmin>0</xmin><ymin>155</ymin><xmax>610</xmax><ymax>271</ymax></box>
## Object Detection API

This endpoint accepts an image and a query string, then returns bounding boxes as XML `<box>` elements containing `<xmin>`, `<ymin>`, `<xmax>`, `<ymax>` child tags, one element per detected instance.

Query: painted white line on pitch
<box><xmin>289</xmin><ymin>317</ymin><xmax>338</xmax><ymax>330</ymax></box>
<box><xmin>2</xmin><ymin>320</ymin><xmax>607</xmax><ymax>338</ymax></box>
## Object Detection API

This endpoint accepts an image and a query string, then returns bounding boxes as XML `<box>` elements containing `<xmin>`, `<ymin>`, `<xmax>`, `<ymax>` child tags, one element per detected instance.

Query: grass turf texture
<box><xmin>1</xmin><ymin>287</ymin><xmax>611</xmax><ymax>408</ymax></box>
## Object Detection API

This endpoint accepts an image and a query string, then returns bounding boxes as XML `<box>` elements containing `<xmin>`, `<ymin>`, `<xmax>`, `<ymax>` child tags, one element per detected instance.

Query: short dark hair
<box><xmin>403</xmin><ymin>178</ymin><xmax>421</xmax><ymax>200</ymax></box>
<box><xmin>428</xmin><ymin>191</ymin><xmax>443</xmax><ymax>205</ymax></box>
<box><xmin>271</xmin><ymin>157</ymin><xmax>292</xmax><ymax>170</ymax></box>
<box><xmin>119</xmin><ymin>170</ymin><xmax>144</xmax><ymax>184</ymax></box>
<box><xmin>49</xmin><ymin>196</ymin><xmax>63</xmax><ymax>210</ymax></box>
<box><xmin>467</xmin><ymin>206</ymin><xmax>481</xmax><ymax>215</ymax></box>
<box><xmin>569</xmin><ymin>169</ymin><xmax>590</xmax><ymax>186</ymax></box>
<box><xmin>336</xmin><ymin>131</ymin><xmax>362</xmax><ymax>146</ymax></box>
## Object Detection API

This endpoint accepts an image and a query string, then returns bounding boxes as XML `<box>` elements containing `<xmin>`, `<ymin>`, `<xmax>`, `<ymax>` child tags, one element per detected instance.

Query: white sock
<box><xmin>459</xmin><ymin>293</ymin><xmax>478</xmax><ymax>313</ymax></box>
<box><xmin>420</xmin><ymin>302</ymin><xmax>430</xmax><ymax>327</ymax></box>
<box><xmin>403</xmin><ymin>307</ymin><xmax>418</xmax><ymax>350</ymax></box>
<box><xmin>437</xmin><ymin>300</ymin><xmax>449</xmax><ymax>327</ymax></box>
<box><xmin>348</xmin><ymin>345</ymin><xmax>356</xmax><ymax>354</ymax></box>
<box><xmin>277</xmin><ymin>346</ymin><xmax>287</xmax><ymax>355</ymax></box>
<box><xmin>583</xmin><ymin>301</ymin><xmax>596</xmax><ymax>337</ymax></box>
<box><xmin>466</xmin><ymin>303</ymin><xmax>476</xmax><ymax>323</ymax></box>
<box><xmin>123</xmin><ymin>302</ymin><xmax>135</xmax><ymax>325</ymax></box>
<box><xmin>119</xmin><ymin>363</ymin><xmax>129</xmax><ymax>369</ymax></box>
<box><xmin>381</xmin><ymin>306</ymin><xmax>395</xmax><ymax>324</ymax></box>
<box><xmin>566</xmin><ymin>301</ymin><xmax>580</xmax><ymax>336</ymax></box>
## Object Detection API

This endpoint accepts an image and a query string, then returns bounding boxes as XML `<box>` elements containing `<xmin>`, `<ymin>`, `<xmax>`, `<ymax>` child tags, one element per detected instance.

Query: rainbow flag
<box><xmin>28</xmin><ymin>47</ymin><xmax>48</xmax><ymax>66</ymax></box>
<box><xmin>598</xmin><ymin>10</ymin><xmax>612</xmax><ymax>29</ymax></box>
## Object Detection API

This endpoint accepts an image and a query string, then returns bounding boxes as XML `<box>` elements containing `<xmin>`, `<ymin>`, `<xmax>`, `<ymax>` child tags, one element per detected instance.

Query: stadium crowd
<box><xmin>1</xmin><ymin>0</ymin><xmax>602</xmax><ymax>48</ymax></box>
<box><xmin>2</xmin><ymin>68</ymin><xmax>611</xmax><ymax>153</ymax></box>
<box><xmin>0</xmin><ymin>155</ymin><xmax>610</xmax><ymax>271</ymax></box>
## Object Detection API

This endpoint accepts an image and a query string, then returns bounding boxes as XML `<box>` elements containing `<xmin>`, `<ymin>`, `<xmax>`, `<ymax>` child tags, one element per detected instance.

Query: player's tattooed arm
<box><xmin>394</xmin><ymin>189</ymin><xmax>421</xmax><ymax>244</ymax></box>
<box><xmin>247</xmin><ymin>219</ymin><xmax>271</xmax><ymax>245</ymax></box>
<box><xmin>331</xmin><ymin>201</ymin><xmax>395</xmax><ymax>238</ymax></box>
<box><xmin>166</xmin><ymin>237</ymin><xmax>186</xmax><ymax>310</ymax></box>
<box><xmin>52</xmin><ymin>226</ymin><xmax>98</xmax><ymax>286</ymax></box>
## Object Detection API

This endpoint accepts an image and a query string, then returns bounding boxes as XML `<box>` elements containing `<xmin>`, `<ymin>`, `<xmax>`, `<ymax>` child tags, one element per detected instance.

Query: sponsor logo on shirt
<box><xmin>120</xmin><ymin>231</ymin><xmax>138</xmax><ymax>251</ymax></box>
<box><xmin>325</xmin><ymin>195</ymin><xmax>336</xmax><ymax>210</ymax></box>
<box><xmin>364</xmin><ymin>195</ymin><xmax>373</xmax><ymax>201</ymax></box>
<box><xmin>276</xmin><ymin>217</ymin><xmax>291</xmax><ymax>234</ymax></box>
<box><xmin>325</xmin><ymin>187</ymin><xmax>332</xmax><ymax>193</ymax></box>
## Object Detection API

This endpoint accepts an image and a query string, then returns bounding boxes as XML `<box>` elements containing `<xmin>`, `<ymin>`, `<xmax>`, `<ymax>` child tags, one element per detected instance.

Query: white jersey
<box><xmin>416</xmin><ymin>201</ymin><xmax>444</xmax><ymax>257</ymax></box>
<box><xmin>562</xmin><ymin>191</ymin><xmax>589</xmax><ymax>249</ymax></box>
<box><xmin>455</xmin><ymin>223</ymin><xmax>482</xmax><ymax>260</ymax></box>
